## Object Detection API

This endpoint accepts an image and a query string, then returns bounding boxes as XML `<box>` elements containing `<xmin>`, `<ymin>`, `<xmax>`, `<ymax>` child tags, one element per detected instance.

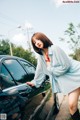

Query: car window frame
<box><xmin>19</xmin><ymin>59</ymin><xmax>36</xmax><ymax>74</ymax></box>
<box><xmin>1</xmin><ymin>58</ymin><xmax>29</xmax><ymax>83</ymax></box>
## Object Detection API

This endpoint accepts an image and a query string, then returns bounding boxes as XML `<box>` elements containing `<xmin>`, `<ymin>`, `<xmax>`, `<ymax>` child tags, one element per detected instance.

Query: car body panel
<box><xmin>0</xmin><ymin>55</ymin><xmax>50</xmax><ymax>120</ymax></box>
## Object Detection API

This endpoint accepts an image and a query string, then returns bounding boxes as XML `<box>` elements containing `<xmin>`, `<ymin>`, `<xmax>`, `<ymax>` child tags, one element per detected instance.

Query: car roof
<box><xmin>0</xmin><ymin>55</ymin><xmax>35</xmax><ymax>67</ymax></box>
<box><xmin>0</xmin><ymin>55</ymin><xmax>23</xmax><ymax>60</ymax></box>
<box><xmin>0</xmin><ymin>55</ymin><xmax>28</xmax><ymax>64</ymax></box>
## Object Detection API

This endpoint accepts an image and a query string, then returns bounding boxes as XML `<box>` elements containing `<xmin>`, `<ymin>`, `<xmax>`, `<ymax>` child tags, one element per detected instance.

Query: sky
<box><xmin>0</xmin><ymin>0</ymin><xmax>80</xmax><ymax>54</ymax></box>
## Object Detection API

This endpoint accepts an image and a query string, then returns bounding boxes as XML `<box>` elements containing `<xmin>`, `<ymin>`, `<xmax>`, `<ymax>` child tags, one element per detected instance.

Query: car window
<box><xmin>3</xmin><ymin>59</ymin><xmax>27</xmax><ymax>81</ymax></box>
<box><xmin>20</xmin><ymin>60</ymin><xmax>35</xmax><ymax>74</ymax></box>
<box><xmin>1</xmin><ymin>64</ymin><xmax>13</xmax><ymax>81</ymax></box>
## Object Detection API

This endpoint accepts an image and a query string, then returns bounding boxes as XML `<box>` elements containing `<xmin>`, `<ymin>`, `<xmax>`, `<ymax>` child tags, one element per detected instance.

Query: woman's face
<box><xmin>33</xmin><ymin>39</ymin><xmax>44</xmax><ymax>49</ymax></box>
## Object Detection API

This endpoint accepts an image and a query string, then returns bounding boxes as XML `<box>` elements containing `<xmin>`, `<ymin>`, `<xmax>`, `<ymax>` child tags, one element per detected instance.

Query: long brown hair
<box><xmin>31</xmin><ymin>32</ymin><xmax>53</xmax><ymax>55</ymax></box>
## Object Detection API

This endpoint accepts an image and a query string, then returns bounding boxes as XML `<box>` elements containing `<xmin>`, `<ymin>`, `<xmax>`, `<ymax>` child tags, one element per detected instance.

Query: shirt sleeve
<box><xmin>47</xmin><ymin>46</ymin><xmax>71</xmax><ymax>76</ymax></box>
<box><xmin>31</xmin><ymin>55</ymin><xmax>45</xmax><ymax>88</ymax></box>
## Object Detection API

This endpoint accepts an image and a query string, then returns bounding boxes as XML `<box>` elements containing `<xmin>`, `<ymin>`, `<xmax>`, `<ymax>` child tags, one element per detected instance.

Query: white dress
<box><xmin>31</xmin><ymin>45</ymin><xmax>80</xmax><ymax>95</ymax></box>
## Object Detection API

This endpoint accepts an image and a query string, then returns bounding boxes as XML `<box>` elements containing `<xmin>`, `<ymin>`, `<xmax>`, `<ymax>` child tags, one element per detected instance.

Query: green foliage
<box><xmin>65</xmin><ymin>23</ymin><xmax>75</xmax><ymax>36</ymax></box>
<box><xmin>13</xmin><ymin>46</ymin><xmax>37</xmax><ymax>66</ymax></box>
<box><xmin>60</xmin><ymin>23</ymin><xmax>80</xmax><ymax>52</ymax></box>
<box><xmin>0</xmin><ymin>39</ymin><xmax>37</xmax><ymax>66</ymax></box>
<box><xmin>73</xmin><ymin>48</ymin><xmax>80</xmax><ymax>61</ymax></box>
<box><xmin>60</xmin><ymin>23</ymin><xmax>80</xmax><ymax>61</ymax></box>
<box><xmin>0</xmin><ymin>39</ymin><xmax>10</xmax><ymax>55</ymax></box>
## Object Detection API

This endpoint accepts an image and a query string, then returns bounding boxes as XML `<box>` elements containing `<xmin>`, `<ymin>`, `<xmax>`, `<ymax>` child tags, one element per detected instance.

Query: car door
<box><xmin>19</xmin><ymin>59</ymin><xmax>51</xmax><ymax>98</ymax></box>
<box><xmin>0</xmin><ymin>58</ymin><xmax>29</xmax><ymax>88</ymax></box>
<box><xmin>0</xmin><ymin>57</ymin><xmax>50</xmax><ymax>98</ymax></box>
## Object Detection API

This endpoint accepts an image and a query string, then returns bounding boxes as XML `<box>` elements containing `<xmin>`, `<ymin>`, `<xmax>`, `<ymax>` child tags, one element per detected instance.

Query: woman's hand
<box><xmin>26</xmin><ymin>82</ymin><xmax>35</xmax><ymax>87</ymax></box>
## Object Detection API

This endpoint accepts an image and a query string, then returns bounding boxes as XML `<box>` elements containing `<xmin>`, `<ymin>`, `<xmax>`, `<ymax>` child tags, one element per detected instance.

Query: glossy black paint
<box><xmin>0</xmin><ymin>55</ymin><xmax>50</xmax><ymax>120</ymax></box>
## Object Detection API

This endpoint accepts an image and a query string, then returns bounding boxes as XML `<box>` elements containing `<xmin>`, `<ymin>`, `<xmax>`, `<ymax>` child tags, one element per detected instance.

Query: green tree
<box><xmin>60</xmin><ymin>23</ymin><xmax>80</xmax><ymax>52</ymax></box>
<box><xmin>60</xmin><ymin>23</ymin><xmax>80</xmax><ymax>61</ymax></box>
<box><xmin>0</xmin><ymin>39</ymin><xmax>37</xmax><ymax>66</ymax></box>
<box><xmin>73</xmin><ymin>48</ymin><xmax>80</xmax><ymax>61</ymax></box>
<box><xmin>0</xmin><ymin>39</ymin><xmax>10</xmax><ymax>55</ymax></box>
<box><xmin>23</xmin><ymin>50</ymin><xmax>37</xmax><ymax>66</ymax></box>
<box><xmin>12</xmin><ymin>45</ymin><xmax>37</xmax><ymax>66</ymax></box>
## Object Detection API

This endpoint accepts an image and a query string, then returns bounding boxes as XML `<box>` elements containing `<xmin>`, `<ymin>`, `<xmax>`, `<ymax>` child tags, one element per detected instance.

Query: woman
<box><xmin>27</xmin><ymin>32</ymin><xmax>80</xmax><ymax>120</ymax></box>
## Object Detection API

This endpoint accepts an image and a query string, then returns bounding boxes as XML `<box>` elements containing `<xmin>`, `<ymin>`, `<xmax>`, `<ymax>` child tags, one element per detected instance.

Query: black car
<box><xmin>0</xmin><ymin>55</ymin><xmax>50</xmax><ymax>120</ymax></box>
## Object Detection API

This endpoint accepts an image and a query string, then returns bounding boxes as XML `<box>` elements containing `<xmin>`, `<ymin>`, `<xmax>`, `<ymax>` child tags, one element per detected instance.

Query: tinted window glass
<box><xmin>0</xmin><ymin>65</ymin><xmax>16</xmax><ymax>89</ymax></box>
<box><xmin>20</xmin><ymin>60</ymin><xmax>35</xmax><ymax>74</ymax></box>
<box><xmin>1</xmin><ymin>64</ymin><xmax>13</xmax><ymax>81</ymax></box>
<box><xmin>3</xmin><ymin>59</ymin><xmax>27</xmax><ymax>81</ymax></box>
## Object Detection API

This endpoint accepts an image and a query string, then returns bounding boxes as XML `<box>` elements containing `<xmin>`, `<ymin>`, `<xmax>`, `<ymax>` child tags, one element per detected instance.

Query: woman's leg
<box><xmin>68</xmin><ymin>87</ymin><xmax>80</xmax><ymax>120</ymax></box>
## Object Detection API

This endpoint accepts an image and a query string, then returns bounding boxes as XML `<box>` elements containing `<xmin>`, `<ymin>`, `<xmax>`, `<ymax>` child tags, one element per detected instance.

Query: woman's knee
<box><xmin>68</xmin><ymin>88</ymin><xmax>80</xmax><ymax>112</ymax></box>
<box><xmin>68</xmin><ymin>100</ymin><xmax>77</xmax><ymax>111</ymax></box>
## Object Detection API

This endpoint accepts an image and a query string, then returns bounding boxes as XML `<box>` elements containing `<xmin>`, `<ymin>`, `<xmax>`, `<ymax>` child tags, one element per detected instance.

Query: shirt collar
<box><xmin>48</xmin><ymin>46</ymin><xmax>53</xmax><ymax>55</ymax></box>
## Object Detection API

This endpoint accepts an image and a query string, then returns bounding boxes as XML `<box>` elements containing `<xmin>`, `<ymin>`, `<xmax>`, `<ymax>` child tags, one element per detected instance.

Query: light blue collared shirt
<box><xmin>31</xmin><ymin>45</ymin><xmax>80</xmax><ymax>95</ymax></box>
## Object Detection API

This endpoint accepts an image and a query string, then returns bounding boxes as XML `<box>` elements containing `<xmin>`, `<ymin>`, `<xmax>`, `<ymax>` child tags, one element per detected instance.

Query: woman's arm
<box><xmin>27</xmin><ymin>55</ymin><xmax>45</xmax><ymax>87</ymax></box>
<box><xmin>47</xmin><ymin>46</ymin><xmax>71</xmax><ymax>76</ymax></box>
